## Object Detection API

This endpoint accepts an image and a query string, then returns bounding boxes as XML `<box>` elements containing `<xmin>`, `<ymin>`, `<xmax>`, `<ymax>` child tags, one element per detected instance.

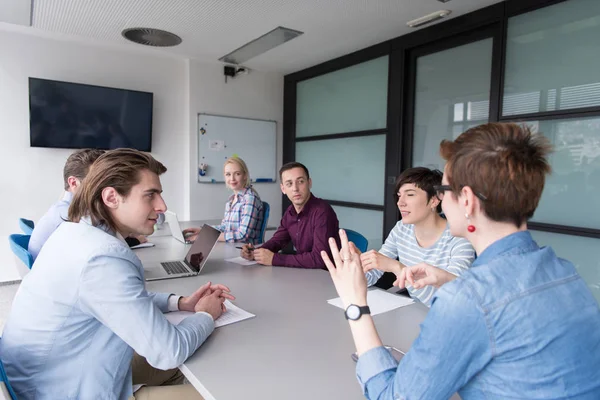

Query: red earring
<box><xmin>466</xmin><ymin>213</ymin><xmax>476</xmax><ymax>232</ymax></box>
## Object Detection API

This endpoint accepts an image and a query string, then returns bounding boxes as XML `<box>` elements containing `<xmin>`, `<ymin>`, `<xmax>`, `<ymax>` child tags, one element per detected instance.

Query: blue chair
<box><xmin>0</xmin><ymin>338</ymin><xmax>17</xmax><ymax>400</ymax></box>
<box><xmin>18</xmin><ymin>218</ymin><xmax>34</xmax><ymax>235</ymax></box>
<box><xmin>9</xmin><ymin>234</ymin><xmax>33</xmax><ymax>270</ymax></box>
<box><xmin>344</xmin><ymin>229</ymin><xmax>368</xmax><ymax>252</ymax></box>
<box><xmin>258</xmin><ymin>202</ymin><xmax>270</xmax><ymax>243</ymax></box>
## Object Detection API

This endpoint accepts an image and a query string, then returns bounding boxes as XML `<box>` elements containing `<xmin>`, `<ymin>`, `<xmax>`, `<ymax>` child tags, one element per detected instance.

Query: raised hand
<box><xmin>321</xmin><ymin>229</ymin><xmax>368</xmax><ymax>309</ymax></box>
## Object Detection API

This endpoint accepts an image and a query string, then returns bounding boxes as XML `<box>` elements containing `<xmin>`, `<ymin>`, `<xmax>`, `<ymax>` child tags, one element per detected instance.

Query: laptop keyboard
<box><xmin>160</xmin><ymin>261</ymin><xmax>190</xmax><ymax>275</ymax></box>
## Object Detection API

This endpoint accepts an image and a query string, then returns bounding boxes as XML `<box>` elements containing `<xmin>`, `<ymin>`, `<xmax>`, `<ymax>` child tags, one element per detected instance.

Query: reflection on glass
<box><xmin>332</xmin><ymin>206</ymin><xmax>383</xmax><ymax>251</ymax></box>
<box><xmin>504</xmin><ymin>0</ymin><xmax>600</xmax><ymax>115</ymax></box>
<box><xmin>412</xmin><ymin>38</ymin><xmax>493</xmax><ymax>169</ymax></box>
<box><xmin>521</xmin><ymin>117</ymin><xmax>600</xmax><ymax>229</ymax></box>
<box><xmin>296</xmin><ymin>56</ymin><xmax>388</xmax><ymax>137</ymax></box>
<box><xmin>296</xmin><ymin>135</ymin><xmax>386</xmax><ymax>205</ymax></box>
<box><xmin>530</xmin><ymin>230</ymin><xmax>600</xmax><ymax>304</ymax></box>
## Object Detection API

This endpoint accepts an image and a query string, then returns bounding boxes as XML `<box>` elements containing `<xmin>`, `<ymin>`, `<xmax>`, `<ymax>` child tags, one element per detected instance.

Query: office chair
<box><xmin>8</xmin><ymin>234</ymin><xmax>34</xmax><ymax>270</ymax></box>
<box><xmin>258</xmin><ymin>202</ymin><xmax>270</xmax><ymax>243</ymax></box>
<box><xmin>18</xmin><ymin>218</ymin><xmax>34</xmax><ymax>235</ymax></box>
<box><xmin>344</xmin><ymin>229</ymin><xmax>368</xmax><ymax>253</ymax></box>
<box><xmin>0</xmin><ymin>338</ymin><xmax>17</xmax><ymax>400</ymax></box>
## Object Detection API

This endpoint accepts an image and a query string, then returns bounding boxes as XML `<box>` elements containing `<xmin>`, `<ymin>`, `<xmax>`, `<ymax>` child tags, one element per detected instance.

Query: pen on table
<box><xmin>235</xmin><ymin>245</ymin><xmax>260</xmax><ymax>250</ymax></box>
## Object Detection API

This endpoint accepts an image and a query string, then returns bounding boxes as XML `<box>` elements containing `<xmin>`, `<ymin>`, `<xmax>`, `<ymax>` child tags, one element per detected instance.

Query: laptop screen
<box><xmin>163</xmin><ymin>210</ymin><xmax>186</xmax><ymax>243</ymax></box>
<box><xmin>184</xmin><ymin>224</ymin><xmax>221</xmax><ymax>272</ymax></box>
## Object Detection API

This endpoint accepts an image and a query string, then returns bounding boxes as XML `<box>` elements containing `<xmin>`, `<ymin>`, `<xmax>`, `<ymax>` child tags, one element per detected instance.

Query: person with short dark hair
<box><xmin>361</xmin><ymin>167</ymin><xmax>474</xmax><ymax>306</ymax></box>
<box><xmin>323</xmin><ymin>123</ymin><xmax>600</xmax><ymax>399</ymax></box>
<box><xmin>28</xmin><ymin>148</ymin><xmax>105</xmax><ymax>261</ymax></box>
<box><xmin>240</xmin><ymin>161</ymin><xmax>339</xmax><ymax>268</ymax></box>
<box><xmin>1</xmin><ymin>149</ymin><xmax>234</xmax><ymax>399</ymax></box>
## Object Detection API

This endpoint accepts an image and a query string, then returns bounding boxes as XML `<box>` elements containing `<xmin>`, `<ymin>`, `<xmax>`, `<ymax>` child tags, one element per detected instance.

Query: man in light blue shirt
<box><xmin>1</xmin><ymin>149</ymin><xmax>233</xmax><ymax>399</ymax></box>
<box><xmin>28</xmin><ymin>149</ymin><xmax>104</xmax><ymax>261</ymax></box>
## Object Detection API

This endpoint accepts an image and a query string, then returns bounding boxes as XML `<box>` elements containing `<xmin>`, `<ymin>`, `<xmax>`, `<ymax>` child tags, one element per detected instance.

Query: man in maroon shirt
<box><xmin>240</xmin><ymin>162</ymin><xmax>339</xmax><ymax>268</ymax></box>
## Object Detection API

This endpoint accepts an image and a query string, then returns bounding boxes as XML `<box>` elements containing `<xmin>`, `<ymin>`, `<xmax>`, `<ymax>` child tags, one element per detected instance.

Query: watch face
<box><xmin>346</xmin><ymin>305</ymin><xmax>361</xmax><ymax>320</ymax></box>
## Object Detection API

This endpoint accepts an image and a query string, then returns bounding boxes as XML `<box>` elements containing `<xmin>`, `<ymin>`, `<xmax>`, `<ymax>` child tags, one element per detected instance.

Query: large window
<box><xmin>503</xmin><ymin>0</ymin><xmax>600</xmax><ymax>116</ymax></box>
<box><xmin>296</xmin><ymin>56</ymin><xmax>388</xmax><ymax>137</ymax></box>
<box><xmin>296</xmin><ymin>135</ymin><xmax>386</xmax><ymax>205</ymax></box>
<box><xmin>499</xmin><ymin>0</ymin><xmax>600</xmax><ymax>302</ymax></box>
<box><xmin>292</xmin><ymin>55</ymin><xmax>389</xmax><ymax>249</ymax></box>
<box><xmin>520</xmin><ymin>117</ymin><xmax>600</xmax><ymax>230</ymax></box>
<box><xmin>285</xmin><ymin>0</ymin><xmax>600</xmax><ymax>302</ymax></box>
<box><xmin>411</xmin><ymin>37</ymin><xmax>494</xmax><ymax>169</ymax></box>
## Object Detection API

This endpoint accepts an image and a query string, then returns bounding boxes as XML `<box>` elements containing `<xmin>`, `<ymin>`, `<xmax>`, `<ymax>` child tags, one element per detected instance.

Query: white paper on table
<box><xmin>327</xmin><ymin>289</ymin><xmax>414</xmax><ymax>316</ymax></box>
<box><xmin>225</xmin><ymin>256</ymin><xmax>258</xmax><ymax>266</ymax></box>
<box><xmin>165</xmin><ymin>300</ymin><xmax>255</xmax><ymax>328</ymax></box>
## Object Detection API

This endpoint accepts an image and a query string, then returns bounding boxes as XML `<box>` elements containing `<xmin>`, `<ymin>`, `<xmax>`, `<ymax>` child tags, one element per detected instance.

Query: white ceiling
<box><xmin>2</xmin><ymin>0</ymin><xmax>504</xmax><ymax>74</ymax></box>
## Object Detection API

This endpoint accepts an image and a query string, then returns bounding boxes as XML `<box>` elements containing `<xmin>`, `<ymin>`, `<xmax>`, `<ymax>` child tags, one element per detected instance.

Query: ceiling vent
<box><xmin>122</xmin><ymin>28</ymin><xmax>182</xmax><ymax>47</ymax></box>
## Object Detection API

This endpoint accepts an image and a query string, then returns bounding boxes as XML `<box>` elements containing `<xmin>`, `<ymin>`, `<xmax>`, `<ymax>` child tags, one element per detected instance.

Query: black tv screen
<box><xmin>29</xmin><ymin>78</ymin><xmax>153</xmax><ymax>151</ymax></box>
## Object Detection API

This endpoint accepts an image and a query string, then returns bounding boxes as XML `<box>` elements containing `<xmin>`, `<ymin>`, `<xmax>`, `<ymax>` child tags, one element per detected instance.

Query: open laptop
<box><xmin>144</xmin><ymin>224</ymin><xmax>221</xmax><ymax>281</ymax></box>
<box><xmin>164</xmin><ymin>210</ymin><xmax>192</xmax><ymax>244</ymax></box>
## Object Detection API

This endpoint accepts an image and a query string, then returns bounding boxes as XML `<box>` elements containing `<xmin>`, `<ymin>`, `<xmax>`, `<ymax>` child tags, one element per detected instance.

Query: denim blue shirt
<box><xmin>28</xmin><ymin>191</ymin><xmax>72</xmax><ymax>261</ymax></box>
<box><xmin>0</xmin><ymin>220</ymin><xmax>214</xmax><ymax>399</ymax></box>
<box><xmin>356</xmin><ymin>231</ymin><xmax>600</xmax><ymax>399</ymax></box>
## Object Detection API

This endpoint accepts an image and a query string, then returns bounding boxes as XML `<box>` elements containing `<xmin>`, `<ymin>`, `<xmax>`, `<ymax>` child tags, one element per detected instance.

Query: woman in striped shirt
<box><xmin>361</xmin><ymin>167</ymin><xmax>475</xmax><ymax>306</ymax></box>
<box><xmin>184</xmin><ymin>157</ymin><xmax>264</xmax><ymax>244</ymax></box>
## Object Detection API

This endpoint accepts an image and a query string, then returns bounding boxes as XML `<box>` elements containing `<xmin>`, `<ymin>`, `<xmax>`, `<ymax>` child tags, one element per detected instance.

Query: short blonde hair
<box><xmin>224</xmin><ymin>157</ymin><xmax>250</xmax><ymax>188</ymax></box>
<box><xmin>69</xmin><ymin>148</ymin><xmax>167</xmax><ymax>232</ymax></box>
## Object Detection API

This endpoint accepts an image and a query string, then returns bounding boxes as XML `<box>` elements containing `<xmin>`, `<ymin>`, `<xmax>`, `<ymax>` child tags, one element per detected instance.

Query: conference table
<box><xmin>137</xmin><ymin>220</ymin><xmax>431</xmax><ymax>400</ymax></box>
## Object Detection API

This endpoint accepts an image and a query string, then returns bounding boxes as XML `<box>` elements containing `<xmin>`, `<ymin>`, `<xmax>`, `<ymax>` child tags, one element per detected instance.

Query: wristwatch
<box><xmin>344</xmin><ymin>304</ymin><xmax>371</xmax><ymax>321</ymax></box>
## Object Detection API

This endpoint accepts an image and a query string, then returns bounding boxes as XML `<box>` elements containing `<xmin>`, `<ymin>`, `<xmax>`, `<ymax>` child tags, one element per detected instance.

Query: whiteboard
<box><xmin>197</xmin><ymin>114</ymin><xmax>277</xmax><ymax>183</ymax></box>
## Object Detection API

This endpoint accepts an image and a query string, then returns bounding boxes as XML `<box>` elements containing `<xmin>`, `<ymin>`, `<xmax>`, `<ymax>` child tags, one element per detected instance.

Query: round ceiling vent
<box><xmin>122</xmin><ymin>28</ymin><xmax>182</xmax><ymax>47</ymax></box>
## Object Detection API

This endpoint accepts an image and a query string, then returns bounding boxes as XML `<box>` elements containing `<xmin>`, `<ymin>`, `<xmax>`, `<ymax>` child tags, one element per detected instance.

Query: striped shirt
<box><xmin>213</xmin><ymin>186</ymin><xmax>264</xmax><ymax>245</ymax></box>
<box><xmin>365</xmin><ymin>220</ymin><xmax>475</xmax><ymax>306</ymax></box>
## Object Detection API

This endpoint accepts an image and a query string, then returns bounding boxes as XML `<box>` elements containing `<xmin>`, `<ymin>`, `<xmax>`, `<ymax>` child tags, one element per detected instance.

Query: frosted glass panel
<box><xmin>296</xmin><ymin>135</ymin><xmax>386</xmax><ymax>205</ymax></box>
<box><xmin>412</xmin><ymin>39</ymin><xmax>493</xmax><ymax>169</ymax></box>
<box><xmin>332</xmin><ymin>206</ymin><xmax>383</xmax><ymax>251</ymax></box>
<box><xmin>296</xmin><ymin>56</ymin><xmax>388</xmax><ymax>137</ymax></box>
<box><xmin>519</xmin><ymin>118</ymin><xmax>600</xmax><ymax>229</ymax></box>
<box><xmin>504</xmin><ymin>0</ymin><xmax>600</xmax><ymax>115</ymax></box>
<box><xmin>530</xmin><ymin>230</ymin><xmax>600</xmax><ymax>304</ymax></box>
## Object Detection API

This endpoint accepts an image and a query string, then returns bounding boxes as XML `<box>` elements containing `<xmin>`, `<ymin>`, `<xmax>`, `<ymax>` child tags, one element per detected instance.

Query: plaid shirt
<box><xmin>213</xmin><ymin>186</ymin><xmax>264</xmax><ymax>244</ymax></box>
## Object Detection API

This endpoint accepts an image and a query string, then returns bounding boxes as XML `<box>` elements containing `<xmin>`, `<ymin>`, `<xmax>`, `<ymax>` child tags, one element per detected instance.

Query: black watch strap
<box><xmin>345</xmin><ymin>304</ymin><xmax>371</xmax><ymax>320</ymax></box>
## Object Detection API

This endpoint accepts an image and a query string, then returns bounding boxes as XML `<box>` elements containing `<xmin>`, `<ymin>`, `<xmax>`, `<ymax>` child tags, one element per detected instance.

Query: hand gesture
<box><xmin>393</xmin><ymin>263</ymin><xmax>456</xmax><ymax>289</ymax></box>
<box><xmin>360</xmin><ymin>250</ymin><xmax>401</xmax><ymax>274</ymax></box>
<box><xmin>321</xmin><ymin>229</ymin><xmax>368</xmax><ymax>309</ymax></box>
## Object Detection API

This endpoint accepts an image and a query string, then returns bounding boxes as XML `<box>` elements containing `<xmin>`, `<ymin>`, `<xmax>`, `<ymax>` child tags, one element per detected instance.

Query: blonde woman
<box><xmin>185</xmin><ymin>157</ymin><xmax>264</xmax><ymax>244</ymax></box>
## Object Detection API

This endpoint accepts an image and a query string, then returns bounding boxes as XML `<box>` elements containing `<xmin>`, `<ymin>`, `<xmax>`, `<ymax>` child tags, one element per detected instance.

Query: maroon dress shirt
<box><xmin>260</xmin><ymin>194</ymin><xmax>340</xmax><ymax>268</ymax></box>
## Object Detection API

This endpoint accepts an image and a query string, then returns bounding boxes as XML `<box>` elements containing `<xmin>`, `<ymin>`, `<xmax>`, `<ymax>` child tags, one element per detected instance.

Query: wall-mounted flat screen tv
<box><xmin>29</xmin><ymin>77</ymin><xmax>153</xmax><ymax>151</ymax></box>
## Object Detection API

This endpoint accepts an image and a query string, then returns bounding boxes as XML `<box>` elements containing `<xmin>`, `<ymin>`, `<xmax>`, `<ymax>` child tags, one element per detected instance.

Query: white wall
<box><xmin>0</xmin><ymin>29</ymin><xmax>284</xmax><ymax>282</ymax></box>
<box><xmin>188</xmin><ymin>61</ymin><xmax>284</xmax><ymax>223</ymax></box>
